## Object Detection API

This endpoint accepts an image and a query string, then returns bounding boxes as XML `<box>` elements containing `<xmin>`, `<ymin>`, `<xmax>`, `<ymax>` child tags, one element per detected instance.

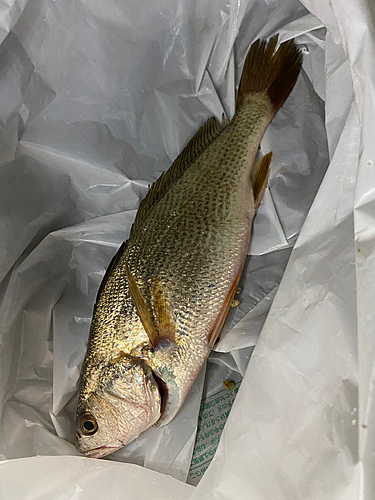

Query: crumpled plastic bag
<box><xmin>0</xmin><ymin>0</ymin><xmax>373</xmax><ymax>498</ymax></box>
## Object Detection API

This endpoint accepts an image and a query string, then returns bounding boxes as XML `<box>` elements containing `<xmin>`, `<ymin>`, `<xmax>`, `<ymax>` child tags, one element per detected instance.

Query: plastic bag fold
<box><xmin>0</xmin><ymin>0</ymin><xmax>374</xmax><ymax>498</ymax></box>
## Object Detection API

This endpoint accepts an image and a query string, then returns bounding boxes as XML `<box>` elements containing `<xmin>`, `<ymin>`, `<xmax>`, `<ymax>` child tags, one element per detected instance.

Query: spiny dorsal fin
<box><xmin>95</xmin><ymin>241</ymin><xmax>127</xmax><ymax>303</ymax></box>
<box><xmin>131</xmin><ymin>116</ymin><xmax>228</xmax><ymax>236</ymax></box>
<box><xmin>221</xmin><ymin>112</ymin><xmax>229</xmax><ymax>127</ymax></box>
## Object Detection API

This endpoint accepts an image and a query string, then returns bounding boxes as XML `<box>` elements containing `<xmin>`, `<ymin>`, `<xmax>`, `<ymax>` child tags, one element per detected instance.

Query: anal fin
<box><xmin>253</xmin><ymin>152</ymin><xmax>272</xmax><ymax>211</ymax></box>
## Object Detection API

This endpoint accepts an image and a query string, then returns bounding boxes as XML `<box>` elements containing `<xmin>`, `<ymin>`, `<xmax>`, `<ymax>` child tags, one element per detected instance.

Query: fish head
<box><xmin>75</xmin><ymin>355</ymin><xmax>161</xmax><ymax>458</ymax></box>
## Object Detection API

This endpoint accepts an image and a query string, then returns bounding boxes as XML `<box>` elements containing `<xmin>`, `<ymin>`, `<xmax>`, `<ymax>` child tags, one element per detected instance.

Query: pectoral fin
<box><xmin>126</xmin><ymin>264</ymin><xmax>176</xmax><ymax>350</ymax></box>
<box><xmin>126</xmin><ymin>263</ymin><xmax>159</xmax><ymax>349</ymax></box>
<box><xmin>154</xmin><ymin>278</ymin><xmax>176</xmax><ymax>344</ymax></box>
<box><xmin>208</xmin><ymin>274</ymin><xmax>240</xmax><ymax>348</ymax></box>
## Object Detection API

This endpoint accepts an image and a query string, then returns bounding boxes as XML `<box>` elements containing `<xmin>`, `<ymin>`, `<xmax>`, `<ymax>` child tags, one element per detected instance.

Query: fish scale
<box><xmin>75</xmin><ymin>35</ymin><xmax>302</xmax><ymax>458</ymax></box>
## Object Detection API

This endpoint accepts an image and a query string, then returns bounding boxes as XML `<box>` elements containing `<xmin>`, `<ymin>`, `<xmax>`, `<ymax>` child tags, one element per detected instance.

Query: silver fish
<box><xmin>75</xmin><ymin>35</ymin><xmax>302</xmax><ymax>458</ymax></box>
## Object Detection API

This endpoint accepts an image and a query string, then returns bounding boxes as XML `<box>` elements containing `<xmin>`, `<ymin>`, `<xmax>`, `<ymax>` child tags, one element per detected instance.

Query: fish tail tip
<box><xmin>237</xmin><ymin>35</ymin><xmax>303</xmax><ymax>114</ymax></box>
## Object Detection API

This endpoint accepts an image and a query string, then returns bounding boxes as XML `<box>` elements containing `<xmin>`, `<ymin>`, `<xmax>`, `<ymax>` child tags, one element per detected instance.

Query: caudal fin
<box><xmin>236</xmin><ymin>35</ymin><xmax>302</xmax><ymax>114</ymax></box>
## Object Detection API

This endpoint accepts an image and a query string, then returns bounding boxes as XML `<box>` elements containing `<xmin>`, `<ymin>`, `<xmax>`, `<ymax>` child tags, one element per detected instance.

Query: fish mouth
<box><xmin>85</xmin><ymin>444</ymin><xmax>122</xmax><ymax>459</ymax></box>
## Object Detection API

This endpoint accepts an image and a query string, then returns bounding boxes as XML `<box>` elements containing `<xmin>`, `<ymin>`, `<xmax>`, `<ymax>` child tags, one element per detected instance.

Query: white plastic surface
<box><xmin>0</xmin><ymin>0</ymin><xmax>373</xmax><ymax>498</ymax></box>
<box><xmin>0</xmin><ymin>456</ymin><xmax>194</xmax><ymax>500</ymax></box>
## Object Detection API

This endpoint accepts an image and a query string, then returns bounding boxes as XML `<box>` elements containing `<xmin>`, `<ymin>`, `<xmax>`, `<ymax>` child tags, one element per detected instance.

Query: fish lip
<box><xmin>84</xmin><ymin>444</ymin><xmax>122</xmax><ymax>459</ymax></box>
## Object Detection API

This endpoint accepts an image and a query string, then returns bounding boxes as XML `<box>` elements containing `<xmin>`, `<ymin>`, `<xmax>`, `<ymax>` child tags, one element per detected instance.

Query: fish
<box><xmin>75</xmin><ymin>35</ymin><xmax>302</xmax><ymax>458</ymax></box>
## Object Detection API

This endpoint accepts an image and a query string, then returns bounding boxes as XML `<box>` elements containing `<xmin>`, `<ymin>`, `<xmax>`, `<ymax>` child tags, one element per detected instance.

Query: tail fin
<box><xmin>236</xmin><ymin>35</ymin><xmax>302</xmax><ymax>114</ymax></box>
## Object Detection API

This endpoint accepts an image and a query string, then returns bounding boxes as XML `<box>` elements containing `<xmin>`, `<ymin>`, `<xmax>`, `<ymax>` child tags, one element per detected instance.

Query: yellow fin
<box><xmin>126</xmin><ymin>263</ymin><xmax>159</xmax><ymax>348</ymax></box>
<box><xmin>154</xmin><ymin>278</ymin><xmax>175</xmax><ymax>342</ymax></box>
<box><xmin>253</xmin><ymin>152</ymin><xmax>272</xmax><ymax>211</ymax></box>
<box><xmin>130</xmin><ymin>116</ymin><xmax>228</xmax><ymax>237</ymax></box>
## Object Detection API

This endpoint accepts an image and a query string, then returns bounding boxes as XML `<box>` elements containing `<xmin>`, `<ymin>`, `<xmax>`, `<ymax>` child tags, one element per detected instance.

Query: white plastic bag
<box><xmin>0</xmin><ymin>0</ymin><xmax>373</xmax><ymax>498</ymax></box>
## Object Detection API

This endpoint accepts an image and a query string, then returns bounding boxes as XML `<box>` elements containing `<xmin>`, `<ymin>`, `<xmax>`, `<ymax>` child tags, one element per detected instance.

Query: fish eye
<box><xmin>79</xmin><ymin>412</ymin><xmax>98</xmax><ymax>436</ymax></box>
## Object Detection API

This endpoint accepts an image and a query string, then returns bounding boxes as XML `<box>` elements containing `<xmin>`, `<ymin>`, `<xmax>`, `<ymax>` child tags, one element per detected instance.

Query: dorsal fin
<box><xmin>130</xmin><ymin>116</ymin><xmax>228</xmax><ymax>236</ymax></box>
<box><xmin>95</xmin><ymin>116</ymin><xmax>228</xmax><ymax>305</ymax></box>
<box><xmin>95</xmin><ymin>241</ymin><xmax>127</xmax><ymax>303</ymax></box>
